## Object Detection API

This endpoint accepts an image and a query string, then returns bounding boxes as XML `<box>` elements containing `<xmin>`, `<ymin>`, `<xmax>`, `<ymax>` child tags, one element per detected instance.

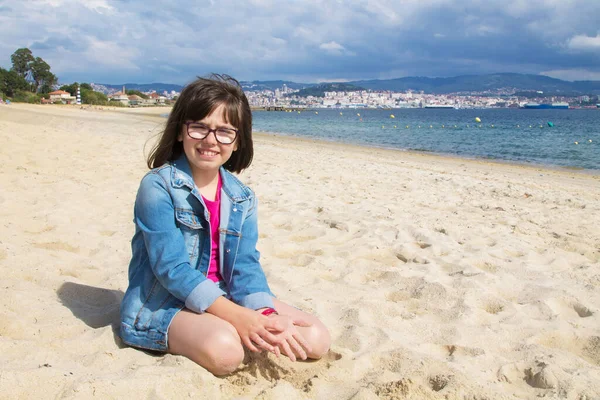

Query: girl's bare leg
<box><xmin>168</xmin><ymin>309</ymin><xmax>245</xmax><ymax>376</ymax></box>
<box><xmin>272</xmin><ymin>299</ymin><xmax>331</xmax><ymax>359</ymax></box>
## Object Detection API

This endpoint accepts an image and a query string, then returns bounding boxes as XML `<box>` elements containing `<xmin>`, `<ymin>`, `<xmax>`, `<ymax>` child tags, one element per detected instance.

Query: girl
<box><xmin>120</xmin><ymin>74</ymin><xmax>331</xmax><ymax>376</ymax></box>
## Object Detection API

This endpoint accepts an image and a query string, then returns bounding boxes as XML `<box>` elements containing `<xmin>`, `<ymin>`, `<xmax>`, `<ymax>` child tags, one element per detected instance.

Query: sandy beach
<box><xmin>1</xmin><ymin>103</ymin><xmax>599</xmax><ymax>399</ymax></box>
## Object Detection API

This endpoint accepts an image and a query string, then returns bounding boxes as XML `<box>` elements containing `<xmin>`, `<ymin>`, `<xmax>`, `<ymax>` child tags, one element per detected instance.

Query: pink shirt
<box><xmin>202</xmin><ymin>177</ymin><xmax>223</xmax><ymax>283</ymax></box>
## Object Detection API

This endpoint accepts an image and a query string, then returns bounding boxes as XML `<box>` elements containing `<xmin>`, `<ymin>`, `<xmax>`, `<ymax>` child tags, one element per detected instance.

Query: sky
<box><xmin>1</xmin><ymin>0</ymin><xmax>599</xmax><ymax>85</ymax></box>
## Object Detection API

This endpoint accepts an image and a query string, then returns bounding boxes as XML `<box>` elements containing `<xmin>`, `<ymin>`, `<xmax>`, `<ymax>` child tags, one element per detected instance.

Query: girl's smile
<box><xmin>197</xmin><ymin>148</ymin><xmax>219</xmax><ymax>158</ymax></box>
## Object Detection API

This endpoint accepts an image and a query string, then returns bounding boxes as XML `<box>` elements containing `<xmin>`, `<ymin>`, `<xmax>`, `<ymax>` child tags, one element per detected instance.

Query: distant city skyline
<box><xmin>1</xmin><ymin>1</ymin><xmax>599</xmax><ymax>85</ymax></box>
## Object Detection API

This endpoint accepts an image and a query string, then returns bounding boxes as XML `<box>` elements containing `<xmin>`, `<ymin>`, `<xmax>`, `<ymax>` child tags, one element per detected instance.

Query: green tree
<box><xmin>10</xmin><ymin>48</ymin><xmax>34</xmax><ymax>78</ymax></box>
<box><xmin>30</xmin><ymin>57</ymin><xmax>57</xmax><ymax>93</ymax></box>
<box><xmin>7</xmin><ymin>48</ymin><xmax>60</xmax><ymax>96</ymax></box>
<box><xmin>81</xmin><ymin>89</ymin><xmax>108</xmax><ymax>105</ymax></box>
<box><xmin>59</xmin><ymin>82</ymin><xmax>78</xmax><ymax>96</ymax></box>
<box><xmin>58</xmin><ymin>82</ymin><xmax>109</xmax><ymax>104</ymax></box>
<box><xmin>0</xmin><ymin>67</ymin><xmax>29</xmax><ymax>97</ymax></box>
<box><xmin>39</xmin><ymin>83</ymin><xmax>53</xmax><ymax>94</ymax></box>
<box><xmin>126</xmin><ymin>89</ymin><xmax>148</xmax><ymax>99</ymax></box>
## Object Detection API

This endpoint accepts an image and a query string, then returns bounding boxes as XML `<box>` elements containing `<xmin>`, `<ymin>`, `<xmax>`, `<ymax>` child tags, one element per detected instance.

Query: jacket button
<box><xmin>233</xmin><ymin>208</ymin><xmax>237</xmax><ymax>212</ymax></box>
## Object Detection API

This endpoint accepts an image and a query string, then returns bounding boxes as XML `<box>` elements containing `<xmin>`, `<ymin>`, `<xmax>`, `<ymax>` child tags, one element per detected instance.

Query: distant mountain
<box><xmin>98</xmin><ymin>83</ymin><xmax>184</xmax><ymax>93</ymax></box>
<box><xmin>349</xmin><ymin>73</ymin><xmax>600</xmax><ymax>94</ymax></box>
<box><xmin>96</xmin><ymin>73</ymin><xmax>600</xmax><ymax>96</ymax></box>
<box><xmin>246</xmin><ymin>73</ymin><xmax>600</xmax><ymax>95</ymax></box>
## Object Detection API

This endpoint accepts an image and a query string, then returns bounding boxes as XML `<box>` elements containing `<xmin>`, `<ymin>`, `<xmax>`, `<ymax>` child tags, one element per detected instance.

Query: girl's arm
<box><xmin>134</xmin><ymin>173</ymin><xmax>224</xmax><ymax>313</ymax></box>
<box><xmin>226</xmin><ymin>196</ymin><xmax>275</xmax><ymax>310</ymax></box>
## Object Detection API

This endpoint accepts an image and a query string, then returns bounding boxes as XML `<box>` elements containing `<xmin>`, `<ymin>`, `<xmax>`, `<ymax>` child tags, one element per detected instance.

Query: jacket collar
<box><xmin>169</xmin><ymin>153</ymin><xmax>251</xmax><ymax>202</ymax></box>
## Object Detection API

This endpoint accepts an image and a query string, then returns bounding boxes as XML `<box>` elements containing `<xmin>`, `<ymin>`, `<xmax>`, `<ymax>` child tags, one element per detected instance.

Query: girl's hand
<box><xmin>266</xmin><ymin>314</ymin><xmax>313</xmax><ymax>361</ymax></box>
<box><xmin>230</xmin><ymin>307</ymin><xmax>285</xmax><ymax>354</ymax></box>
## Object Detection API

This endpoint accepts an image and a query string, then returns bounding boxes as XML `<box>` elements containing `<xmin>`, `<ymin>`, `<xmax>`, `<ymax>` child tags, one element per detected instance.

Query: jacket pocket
<box><xmin>175</xmin><ymin>208</ymin><xmax>205</xmax><ymax>261</ymax></box>
<box><xmin>133</xmin><ymin>278</ymin><xmax>183</xmax><ymax>332</ymax></box>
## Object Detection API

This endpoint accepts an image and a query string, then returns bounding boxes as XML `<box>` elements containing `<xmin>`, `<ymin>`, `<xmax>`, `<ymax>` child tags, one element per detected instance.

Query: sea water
<box><xmin>252</xmin><ymin>108</ymin><xmax>600</xmax><ymax>171</ymax></box>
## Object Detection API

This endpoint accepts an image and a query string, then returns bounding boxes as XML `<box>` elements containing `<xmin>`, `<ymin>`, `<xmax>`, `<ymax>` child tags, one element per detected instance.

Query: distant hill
<box><xmin>350</xmin><ymin>73</ymin><xmax>600</xmax><ymax>95</ymax></box>
<box><xmin>96</xmin><ymin>73</ymin><xmax>600</xmax><ymax>95</ymax></box>
<box><xmin>98</xmin><ymin>83</ymin><xmax>184</xmax><ymax>93</ymax></box>
<box><xmin>244</xmin><ymin>73</ymin><xmax>600</xmax><ymax>95</ymax></box>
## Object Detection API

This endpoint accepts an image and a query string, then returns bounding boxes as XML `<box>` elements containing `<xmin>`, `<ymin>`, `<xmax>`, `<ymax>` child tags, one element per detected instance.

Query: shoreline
<box><xmin>11</xmin><ymin>103</ymin><xmax>598</xmax><ymax>176</ymax></box>
<box><xmin>254</xmin><ymin>130</ymin><xmax>600</xmax><ymax>178</ymax></box>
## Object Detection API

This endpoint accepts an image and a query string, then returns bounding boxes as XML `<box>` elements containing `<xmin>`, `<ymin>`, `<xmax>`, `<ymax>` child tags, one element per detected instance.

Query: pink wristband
<box><xmin>261</xmin><ymin>308</ymin><xmax>278</xmax><ymax>316</ymax></box>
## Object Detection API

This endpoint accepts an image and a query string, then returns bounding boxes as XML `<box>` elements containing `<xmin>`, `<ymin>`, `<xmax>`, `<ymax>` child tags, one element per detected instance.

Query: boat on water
<box><xmin>424</xmin><ymin>104</ymin><xmax>455</xmax><ymax>109</ymax></box>
<box><xmin>522</xmin><ymin>102</ymin><xmax>569</xmax><ymax>109</ymax></box>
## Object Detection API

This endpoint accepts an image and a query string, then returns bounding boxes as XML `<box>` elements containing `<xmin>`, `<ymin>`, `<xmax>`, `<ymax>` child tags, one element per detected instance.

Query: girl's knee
<box><xmin>195</xmin><ymin>331</ymin><xmax>245</xmax><ymax>375</ymax></box>
<box><xmin>304</xmin><ymin>322</ymin><xmax>331</xmax><ymax>359</ymax></box>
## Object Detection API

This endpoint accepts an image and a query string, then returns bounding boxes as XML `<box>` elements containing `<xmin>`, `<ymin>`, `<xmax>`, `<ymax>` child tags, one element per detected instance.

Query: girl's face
<box><xmin>178</xmin><ymin>103</ymin><xmax>239</xmax><ymax>178</ymax></box>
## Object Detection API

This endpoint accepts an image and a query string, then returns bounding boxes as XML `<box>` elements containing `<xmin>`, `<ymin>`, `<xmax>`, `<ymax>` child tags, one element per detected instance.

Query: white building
<box><xmin>48</xmin><ymin>90</ymin><xmax>77</xmax><ymax>104</ymax></box>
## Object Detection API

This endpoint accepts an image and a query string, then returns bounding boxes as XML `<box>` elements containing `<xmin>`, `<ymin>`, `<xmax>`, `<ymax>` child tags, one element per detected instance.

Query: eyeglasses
<box><xmin>184</xmin><ymin>122</ymin><xmax>238</xmax><ymax>144</ymax></box>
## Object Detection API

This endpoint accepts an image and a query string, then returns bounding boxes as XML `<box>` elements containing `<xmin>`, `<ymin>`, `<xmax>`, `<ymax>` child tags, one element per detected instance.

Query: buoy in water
<box><xmin>547</xmin><ymin>121</ymin><xmax>554</xmax><ymax>127</ymax></box>
<box><xmin>339</xmin><ymin>112</ymin><xmax>343</xmax><ymax>115</ymax></box>
<box><xmin>589</xmin><ymin>139</ymin><xmax>593</xmax><ymax>143</ymax></box>
<box><xmin>475</xmin><ymin>117</ymin><xmax>481</xmax><ymax>123</ymax></box>
<box><xmin>575</xmin><ymin>141</ymin><xmax>579</xmax><ymax>145</ymax></box>
<box><xmin>390</xmin><ymin>114</ymin><xmax>395</xmax><ymax>119</ymax></box>
<box><xmin>357</xmin><ymin>113</ymin><xmax>360</xmax><ymax>117</ymax></box>
<box><xmin>315</xmin><ymin>111</ymin><xmax>318</xmax><ymax>114</ymax></box>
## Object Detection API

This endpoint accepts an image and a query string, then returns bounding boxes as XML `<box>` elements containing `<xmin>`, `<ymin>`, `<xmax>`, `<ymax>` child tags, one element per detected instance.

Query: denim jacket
<box><xmin>120</xmin><ymin>154</ymin><xmax>274</xmax><ymax>351</ymax></box>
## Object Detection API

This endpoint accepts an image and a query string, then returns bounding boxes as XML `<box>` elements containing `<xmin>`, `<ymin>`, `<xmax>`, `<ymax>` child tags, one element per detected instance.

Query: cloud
<box><xmin>319</xmin><ymin>41</ymin><xmax>352</xmax><ymax>56</ymax></box>
<box><xmin>0</xmin><ymin>0</ymin><xmax>599</xmax><ymax>84</ymax></box>
<box><xmin>81</xmin><ymin>0</ymin><xmax>115</xmax><ymax>14</ymax></box>
<box><xmin>542</xmin><ymin>68</ymin><xmax>600</xmax><ymax>82</ymax></box>
<box><xmin>83</xmin><ymin>37</ymin><xmax>140</xmax><ymax>70</ymax></box>
<box><xmin>567</xmin><ymin>34</ymin><xmax>600</xmax><ymax>52</ymax></box>
<box><xmin>30</xmin><ymin>36</ymin><xmax>79</xmax><ymax>51</ymax></box>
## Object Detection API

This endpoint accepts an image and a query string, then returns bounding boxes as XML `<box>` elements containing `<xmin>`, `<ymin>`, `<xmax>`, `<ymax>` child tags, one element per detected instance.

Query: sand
<box><xmin>1</xmin><ymin>103</ymin><xmax>599</xmax><ymax>399</ymax></box>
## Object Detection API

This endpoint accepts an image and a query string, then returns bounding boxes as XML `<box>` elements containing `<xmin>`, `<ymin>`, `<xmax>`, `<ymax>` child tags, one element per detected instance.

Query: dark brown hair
<box><xmin>147</xmin><ymin>74</ymin><xmax>253</xmax><ymax>173</ymax></box>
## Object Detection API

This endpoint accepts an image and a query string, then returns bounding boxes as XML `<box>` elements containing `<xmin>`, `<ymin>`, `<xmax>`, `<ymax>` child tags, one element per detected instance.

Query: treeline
<box><xmin>289</xmin><ymin>83</ymin><xmax>366</xmax><ymax>98</ymax></box>
<box><xmin>0</xmin><ymin>48</ymin><xmax>57</xmax><ymax>102</ymax></box>
<box><xmin>0</xmin><ymin>47</ymin><xmax>113</xmax><ymax>105</ymax></box>
<box><xmin>59</xmin><ymin>82</ymin><xmax>110</xmax><ymax>105</ymax></box>
<box><xmin>56</xmin><ymin>84</ymin><xmax>149</xmax><ymax>105</ymax></box>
